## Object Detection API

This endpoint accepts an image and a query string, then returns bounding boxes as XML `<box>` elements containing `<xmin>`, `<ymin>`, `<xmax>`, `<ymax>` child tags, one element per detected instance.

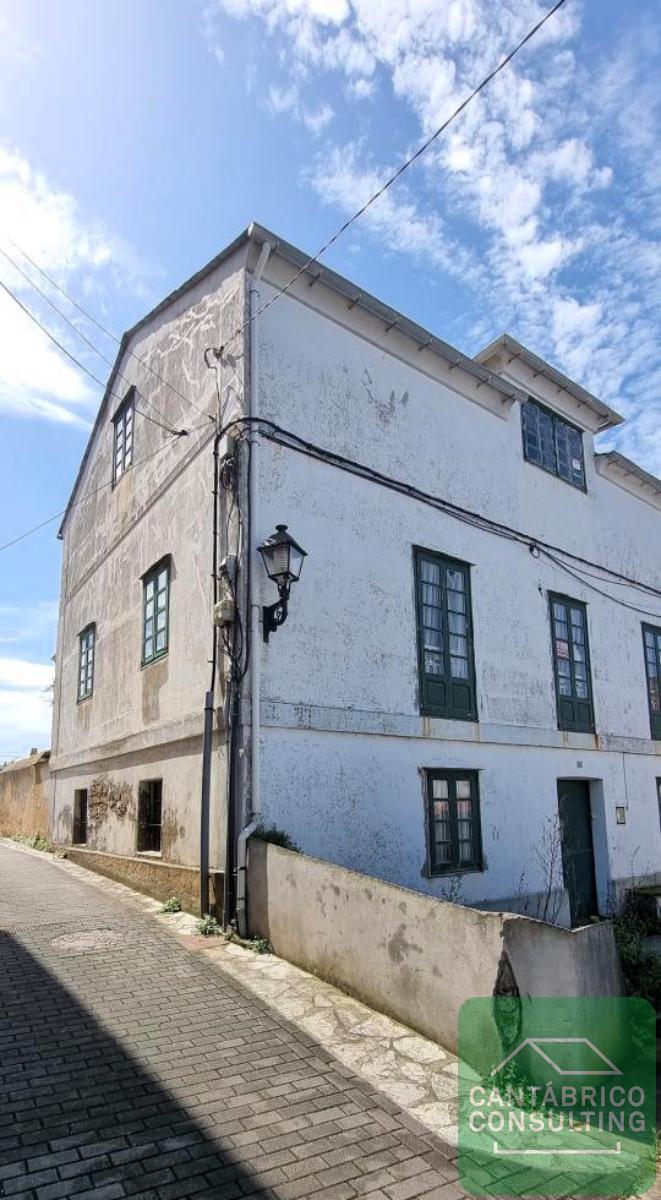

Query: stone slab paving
<box><xmin>0</xmin><ymin>841</ymin><xmax>468</xmax><ymax>1200</ymax></box>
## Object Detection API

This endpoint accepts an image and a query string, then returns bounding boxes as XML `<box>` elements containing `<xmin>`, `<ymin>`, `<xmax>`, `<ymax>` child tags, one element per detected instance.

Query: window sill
<box><xmin>429</xmin><ymin>863</ymin><xmax>484</xmax><ymax>879</ymax></box>
<box><xmin>136</xmin><ymin>849</ymin><xmax>162</xmax><ymax>858</ymax></box>
<box><xmin>420</xmin><ymin>709</ymin><xmax>479</xmax><ymax>723</ymax></box>
<box><xmin>140</xmin><ymin>651</ymin><xmax>169</xmax><ymax>671</ymax></box>
<box><xmin>76</xmin><ymin>695</ymin><xmax>93</xmax><ymax>706</ymax></box>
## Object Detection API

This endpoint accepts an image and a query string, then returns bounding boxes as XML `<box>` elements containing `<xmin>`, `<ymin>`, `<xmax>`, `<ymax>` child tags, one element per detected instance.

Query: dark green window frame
<box><xmin>113</xmin><ymin>388</ymin><xmax>134</xmax><ymax>485</ymax></box>
<box><xmin>549</xmin><ymin>594</ymin><xmax>594</xmax><ymax>733</ymax></box>
<box><xmin>642</xmin><ymin>624</ymin><xmax>661</xmax><ymax>740</ymax></box>
<box><xmin>522</xmin><ymin>397</ymin><xmax>586</xmax><ymax>491</ymax></box>
<box><xmin>77</xmin><ymin>623</ymin><xmax>95</xmax><ymax>702</ymax></box>
<box><xmin>425</xmin><ymin>769</ymin><xmax>483</xmax><ymax>875</ymax></box>
<box><xmin>414</xmin><ymin>547</ymin><xmax>477</xmax><ymax>721</ymax></box>
<box><xmin>142</xmin><ymin>558</ymin><xmax>170</xmax><ymax>665</ymax></box>
<box><xmin>657</xmin><ymin>779</ymin><xmax>661</xmax><ymax>833</ymax></box>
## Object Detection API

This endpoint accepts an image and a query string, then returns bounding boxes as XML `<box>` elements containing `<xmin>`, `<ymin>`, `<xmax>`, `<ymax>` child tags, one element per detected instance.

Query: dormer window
<box><xmin>113</xmin><ymin>389</ymin><xmax>134</xmax><ymax>484</ymax></box>
<box><xmin>521</xmin><ymin>398</ymin><xmax>585</xmax><ymax>490</ymax></box>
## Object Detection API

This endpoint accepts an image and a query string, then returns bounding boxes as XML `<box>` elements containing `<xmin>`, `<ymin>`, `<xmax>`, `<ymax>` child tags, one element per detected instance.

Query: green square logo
<box><xmin>458</xmin><ymin>997</ymin><xmax>656</xmax><ymax>1196</ymax></box>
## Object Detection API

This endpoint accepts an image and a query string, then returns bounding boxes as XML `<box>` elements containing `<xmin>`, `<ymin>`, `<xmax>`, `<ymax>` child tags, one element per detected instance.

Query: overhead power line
<box><xmin>0</xmin><ymin>432</ymin><xmax>189</xmax><ymax>553</ymax></box>
<box><xmin>0</xmin><ymin>278</ymin><xmax>185</xmax><ymax>437</ymax></box>
<box><xmin>0</xmin><ymin>246</ymin><xmax>176</xmax><ymax>433</ymax></box>
<box><xmin>4</xmin><ymin>237</ymin><xmax>214</xmax><ymax>424</ymax></box>
<box><xmin>212</xmin><ymin>0</ymin><xmax>568</xmax><ymax>358</ymax></box>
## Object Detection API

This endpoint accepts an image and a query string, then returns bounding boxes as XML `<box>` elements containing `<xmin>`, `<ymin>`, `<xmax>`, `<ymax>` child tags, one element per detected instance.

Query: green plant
<box><xmin>12</xmin><ymin>833</ymin><xmax>52</xmax><ymax>852</ymax></box>
<box><xmin>253</xmin><ymin>824</ymin><xmax>300</xmax><ymax>852</ymax></box>
<box><xmin>195</xmin><ymin>913</ymin><xmax>222</xmax><ymax>937</ymax></box>
<box><xmin>613</xmin><ymin>890</ymin><xmax>661</xmax><ymax>1011</ymax></box>
<box><xmin>160</xmin><ymin>896</ymin><xmax>182</xmax><ymax>914</ymax></box>
<box><xmin>246</xmin><ymin>935</ymin><xmax>271</xmax><ymax>955</ymax></box>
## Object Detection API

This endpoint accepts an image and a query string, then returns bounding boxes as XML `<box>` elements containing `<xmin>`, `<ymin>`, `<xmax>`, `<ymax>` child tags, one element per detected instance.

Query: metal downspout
<box><xmin>236</xmin><ymin>238</ymin><xmax>272</xmax><ymax>938</ymax></box>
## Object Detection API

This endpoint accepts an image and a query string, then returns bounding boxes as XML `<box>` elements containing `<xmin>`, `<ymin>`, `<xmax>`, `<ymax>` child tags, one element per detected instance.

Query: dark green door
<box><xmin>557</xmin><ymin>780</ymin><xmax>598</xmax><ymax>926</ymax></box>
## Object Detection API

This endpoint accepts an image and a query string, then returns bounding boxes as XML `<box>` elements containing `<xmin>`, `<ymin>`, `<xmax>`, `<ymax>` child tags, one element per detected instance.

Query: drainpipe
<box><xmin>236</xmin><ymin>237</ymin><xmax>272</xmax><ymax>938</ymax></box>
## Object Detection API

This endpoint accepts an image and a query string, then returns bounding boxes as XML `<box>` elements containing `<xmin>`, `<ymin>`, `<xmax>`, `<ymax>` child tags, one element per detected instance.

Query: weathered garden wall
<box><xmin>0</xmin><ymin>751</ymin><xmax>50</xmax><ymax>839</ymax></box>
<box><xmin>247</xmin><ymin>840</ymin><xmax>623</xmax><ymax>1055</ymax></box>
<box><xmin>65</xmin><ymin>846</ymin><xmax>223</xmax><ymax>918</ymax></box>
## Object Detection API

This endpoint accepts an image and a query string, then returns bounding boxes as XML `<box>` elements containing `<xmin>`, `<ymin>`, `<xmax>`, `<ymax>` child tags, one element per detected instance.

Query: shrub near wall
<box><xmin>0</xmin><ymin>752</ymin><xmax>50</xmax><ymax>839</ymax></box>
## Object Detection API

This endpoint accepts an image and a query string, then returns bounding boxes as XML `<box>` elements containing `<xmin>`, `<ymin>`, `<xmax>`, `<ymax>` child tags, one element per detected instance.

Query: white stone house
<box><xmin>51</xmin><ymin>223</ymin><xmax>661</xmax><ymax>926</ymax></box>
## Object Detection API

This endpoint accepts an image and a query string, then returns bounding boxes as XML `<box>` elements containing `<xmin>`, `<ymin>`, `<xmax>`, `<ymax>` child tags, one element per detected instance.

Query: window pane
<box><xmin>158</xmin><ymin>569</ymin><xmax>168</xmax><ymax>591</ymax></box>
<box><xmin>450</xmin><ymin>657</ymin><xmax>469</xmax><ymax>679</ymax></box>
<box><xmin>435</xmin><ymin>841</ymin><xmax>451</xmax><ymax>863</ymax></box>
<box><xmin>449</xmin><ymin>634</ymin><xmax>467</xmax><ymax>657</ymax></box>
<box><xmin>156</xmin><ymin>631</ymin><xmax>166</xmax><ymax>652</ymax></box>
<box><xmin>575</xmin><ymin>680</ymin><xmax>588</xmax><ymax>699</ymax></box>
<box><xmin>570</xmin><ymin>608</ymin><xmax>583</xmax><ymax>627</ymax></box>
<box><xmin>144</xmin><ymin>637</ymin><xmax>153</xmax><ymax>659</ymax></box>
<box><xmin>448</xmin><ymin>612</ymin><xmax>466</xmax><ymax>635</ymax></box>
<box><xmin>425</xmin><ymin>651</ymin><xmax>443</xmax><ymax>675</ymax></box>
<box><xmin>447</xmin><ymin>591</ymin><xmax>466</xmax><ymax>614</ymax></box>
<box><xmin>559</xmin><ymin>676</ymin><xmax>572</xmax><ymax>696</ymax></box>
<box><xmin>553</xmin><ymin>601</ymin><xmax>566</xmax><ymax>621</ymax></box>
<box><xmin>446</xmin><ymin>569</ymin><xmax>464</xmax><ymax>591</ymax></box>
<box><xmin>456</xmin><ymin>780</ymin><xmax>471</xmax><ymax>799</ymax></box>
<box><xmin>555</xmin><ymin>639</ymin><xmax>570</xmax><ymax>659</ymax></box>
<box><xmin>432</xmin><ymin>779</ymin><xmax>448</xmax><ymax>799</ymax></box>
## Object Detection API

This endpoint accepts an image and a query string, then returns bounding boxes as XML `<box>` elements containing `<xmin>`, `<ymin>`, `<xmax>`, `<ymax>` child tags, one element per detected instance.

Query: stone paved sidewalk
<box><xmin>0</xmin><ymin>841</ymin><xmax>465</xmax><ymax>1200</ymax></box>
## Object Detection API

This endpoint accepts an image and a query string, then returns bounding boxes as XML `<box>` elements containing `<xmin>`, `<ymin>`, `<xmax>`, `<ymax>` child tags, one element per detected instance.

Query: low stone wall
<box><xmin>65</xmin><ymin>847</ymin><xmax>223</xmax><ymax>918</ymax></box>
<box><xmin>0</xmin><ymin>751</ymin><xmax>50</xmax><ymax>839</ymax></box>
<box><xmin>247</xmin><ymin>840</ymin><xmax>623</xmax><ymax>1055</ymax></box>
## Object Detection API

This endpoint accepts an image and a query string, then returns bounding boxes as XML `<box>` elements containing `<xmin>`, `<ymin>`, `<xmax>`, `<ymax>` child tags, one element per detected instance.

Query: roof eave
<box><xmin>475</xmin><ymin>333</ymin><xmax>624</xmax><ymax>430</ymax></box>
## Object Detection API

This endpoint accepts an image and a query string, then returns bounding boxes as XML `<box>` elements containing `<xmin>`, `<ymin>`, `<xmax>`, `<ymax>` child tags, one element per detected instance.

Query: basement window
<box><xmin>78</xmin><ymin>624</ymin><xmax>95</xmax><ymax>701</ymax></box>
<box><xmin>425</xmin><ymin>769</ymin><xmax>483</xmax><ymax>875</ymax></box>
<box><xmin>137</xmin><ymin>779</ymin><xmax>162</xmax><ymax>853</ymax></box>
<box><xmin>521</xmin><ymin>398</ymin><xmax>586</xmax><ymax>490</ymax></box>
<box><xmin>73</xmin><ymin>789</ymin><xmax>88</xmax><ymax>845</ymax></box>
<box><xmin>142</xmin><ymin>559</ymin><xmax>170</xmax><ymax>664</ymax></box>
<box><xmin>113</xmin><ymin>389</ymin><xmax>134</xmax><ymax>484</ymax></box>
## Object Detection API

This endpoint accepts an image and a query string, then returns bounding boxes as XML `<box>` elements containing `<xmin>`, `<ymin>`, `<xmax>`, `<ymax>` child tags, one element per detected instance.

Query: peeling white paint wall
<box><xmin>253</xmin><ymin>268</ymin><xmax>661</xmax><ymax>919</ymax></box>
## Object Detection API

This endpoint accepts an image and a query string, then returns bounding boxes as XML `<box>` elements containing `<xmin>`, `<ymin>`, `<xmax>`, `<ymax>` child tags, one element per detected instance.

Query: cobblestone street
<box><xmin>0</xmin><ymin>844</ymin><xmax>462</xmax><ymax>1200</ymax></box>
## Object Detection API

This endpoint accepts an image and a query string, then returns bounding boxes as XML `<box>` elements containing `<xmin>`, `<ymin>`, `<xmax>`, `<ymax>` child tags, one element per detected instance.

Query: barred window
<box><xmin>522</xmin><ymin>398</ymin><xmax>585</xmax><ymax>490</ymax></box>
<box><xmin>142</xmin><ymin>560</ymin><xmax>170</xmax><ymax>664</ymax></box>
<box><xmin>550</xmin><ymin>595</ymin><xmax>594</xmax><ymax>732</ymax></box>
<box><xmin>426</xmin><ymin>770</ymin><xmax>482</xmax><ymax>874</ymax></box>
<box><xmin>414</xmin><ymin>549</ymin><xmax>477</xmax><ymax>721</ymax></box>
<box><xmin>78</xmin><ymin>625</ymin><xmax>95</xmax><ymax>701</ymax></box>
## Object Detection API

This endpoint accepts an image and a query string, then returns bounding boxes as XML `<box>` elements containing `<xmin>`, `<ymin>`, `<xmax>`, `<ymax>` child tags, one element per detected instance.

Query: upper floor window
<box><xmin>642</xmin><ymin>624</ymin><xmax>661</xmax><ymax>740</ymax></box>
<box><xmin>522</xmin><ymin>398</ymin><xmax>585</xmax><ymax>490</ymax></box>
<box><xmin>78</xmin><ymin>624</ymin><xmax>95</xmax><ymax>701</ymax></box>
<box><xmin>142</xmin><ymin>559</ymin><xmax>170</xmax><ymax>664</ymax></box>
<box><xmin>414</xmin><ymin>548</ymin><xmax>477</xmax><ymax>721</ymax></box>
<box><xmin>425</xmin><ymin>770</ymin><xmax>483</xmax><ymax>875</ymax></box>
<box><xmin>113</xmin><ymin>390</ymin><xmax>134</xmax><ymax>484</ymax></box>
<box><xmin>549</xmin><ymin>595</ymin><xmax>594</xmax><ymax>733</ymax></box>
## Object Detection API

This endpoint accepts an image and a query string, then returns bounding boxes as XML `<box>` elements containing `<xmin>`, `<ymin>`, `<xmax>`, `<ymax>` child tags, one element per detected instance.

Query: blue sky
<box><xmin>0</xmin><ymin>0</ymin><xmax>660</xmax><ymax>757</ymax></box>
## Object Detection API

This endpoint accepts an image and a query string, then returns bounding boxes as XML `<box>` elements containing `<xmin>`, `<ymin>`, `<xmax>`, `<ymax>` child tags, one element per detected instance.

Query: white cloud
<box><xmin>0</xmin><ymin>658</ymin><xmax>54</xmax><ymax>691</ymax></box>
<box><xmin>0</xmin><ymin>144</ymin><xmax>150</xmax><ymax>426</ymax></box>
<box><xmin>210</xmin><ymin>0</ymin><xmax>661</xmax><ymax>473</ymax></box>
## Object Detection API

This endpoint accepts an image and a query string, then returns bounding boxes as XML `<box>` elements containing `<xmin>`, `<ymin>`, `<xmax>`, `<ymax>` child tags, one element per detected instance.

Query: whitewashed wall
<box><xmin>253</xmin><ymin>269</ymin><xmax>661</xmax><ymax>918</ymax></box>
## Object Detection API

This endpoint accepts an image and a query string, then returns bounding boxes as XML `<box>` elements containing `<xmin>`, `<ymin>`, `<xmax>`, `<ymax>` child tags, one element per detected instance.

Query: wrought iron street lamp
<box><xmin>258</xmin><ymin>524</ymin><xmax>307</xmax><ymax>641</ymax></box>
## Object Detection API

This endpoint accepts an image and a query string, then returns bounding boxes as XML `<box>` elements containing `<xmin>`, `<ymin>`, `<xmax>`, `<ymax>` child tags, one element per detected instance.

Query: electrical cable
<box><xmin>208</xmin><ymin>0</ymin><xmax>568</xmax><ymax>360</ymax></box>
<box><xmin>0</xmin><ymin>432</ymin><xmax>187</xmax><ymax>553</ymax></box>
<box><xmin>0</xmin><ymin>278</ymin><xmax>185</xmax><ymax>438</ymax></box>
<box><xmin>0</xmin><ymin>246</ymin><xmax>179</xmax><ymax>434</ymax></box>
<box><xmin>4</xmin><ymin>236</ymin><xmax>214</xmax><ymax>424</ymax></box>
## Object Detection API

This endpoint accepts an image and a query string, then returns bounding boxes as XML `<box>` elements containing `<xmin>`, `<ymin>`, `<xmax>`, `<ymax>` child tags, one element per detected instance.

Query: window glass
<box><xmin>427</xmin><ymin>771</ymin><xmax>481</xmax><ymax>874</ymax></box>
<box><xmin>522</xmin><ymin>398</ymin><xmax>585</xmax><ymax>490</ymax></box>
<box><xmin>143</xmin><ymin>561</ymin><xmax>170</xmax><ymax>663</ymax></box>
<box><xmin>416</xmin><ymin>551</ymin><xmax>477</xmax><ymax>721</ymax></box>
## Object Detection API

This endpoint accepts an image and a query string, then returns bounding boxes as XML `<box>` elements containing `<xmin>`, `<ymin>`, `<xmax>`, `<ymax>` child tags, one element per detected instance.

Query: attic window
<box><xmin>521</xmin><ymin>398</ymin><xmax>585</xmax><ymax>490</ymax></box>
<box><xmin>113</xmin><ymin>389</ymin><xmax>134</xmax><ymax>484</ymax></box>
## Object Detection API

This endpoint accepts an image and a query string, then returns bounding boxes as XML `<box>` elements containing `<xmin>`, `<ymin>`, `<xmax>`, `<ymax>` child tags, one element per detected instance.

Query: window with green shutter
<box><xmin>642</xmin><ymin>624</ymin><xmax>661</xmax><ymax>739</ymax></box>
<box><xmin>522</xmin><ymin>398</ymin><xmax>586</xmax><ymax>490</ymax></box>
<box><xmin>549</xmin><ymin>594</ymin><xmax>594</xmax><ymax>732</ymax></box>
<box><xmin>142</xmin><ymin>559</ymin><xmax>170</xmax><ymax>665</ymax></box>
<box><xmin>414</xmin><ymin>548</ymin><xmax>477</xmax><ymax>720</ymax></box>
<box><xmin>425</xmin><ymin>769</ymin><xmax>483</xmax><ymax>875</ymax></box>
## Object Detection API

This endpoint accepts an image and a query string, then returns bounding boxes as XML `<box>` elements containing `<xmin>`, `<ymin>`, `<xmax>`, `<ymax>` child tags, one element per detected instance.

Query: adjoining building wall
<box><xmin>0</xmin><ymin>752</ymin><xmax>50</xmax><ymax>839</ymax></box>
<box><xmin>50</xmin><ymin>249</ymin><xmax>250</xmax><ymax>871</ymax></box>
<box><xmin>247</xmin><ymin>840</ymin><xmax>624</xmax><ymax>1056</ymax></box>
<box><xmin>251</xmin><ymin>270</ymin><xmax>661</xmax><ymax>918</ymax></box>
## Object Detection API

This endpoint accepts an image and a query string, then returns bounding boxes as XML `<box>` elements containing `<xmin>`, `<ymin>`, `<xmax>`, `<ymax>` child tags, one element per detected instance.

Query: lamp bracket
<box><xmin>262</xmin><ymin>585</ymin><xmax>289</xmax><ymax>642</ymax></box>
